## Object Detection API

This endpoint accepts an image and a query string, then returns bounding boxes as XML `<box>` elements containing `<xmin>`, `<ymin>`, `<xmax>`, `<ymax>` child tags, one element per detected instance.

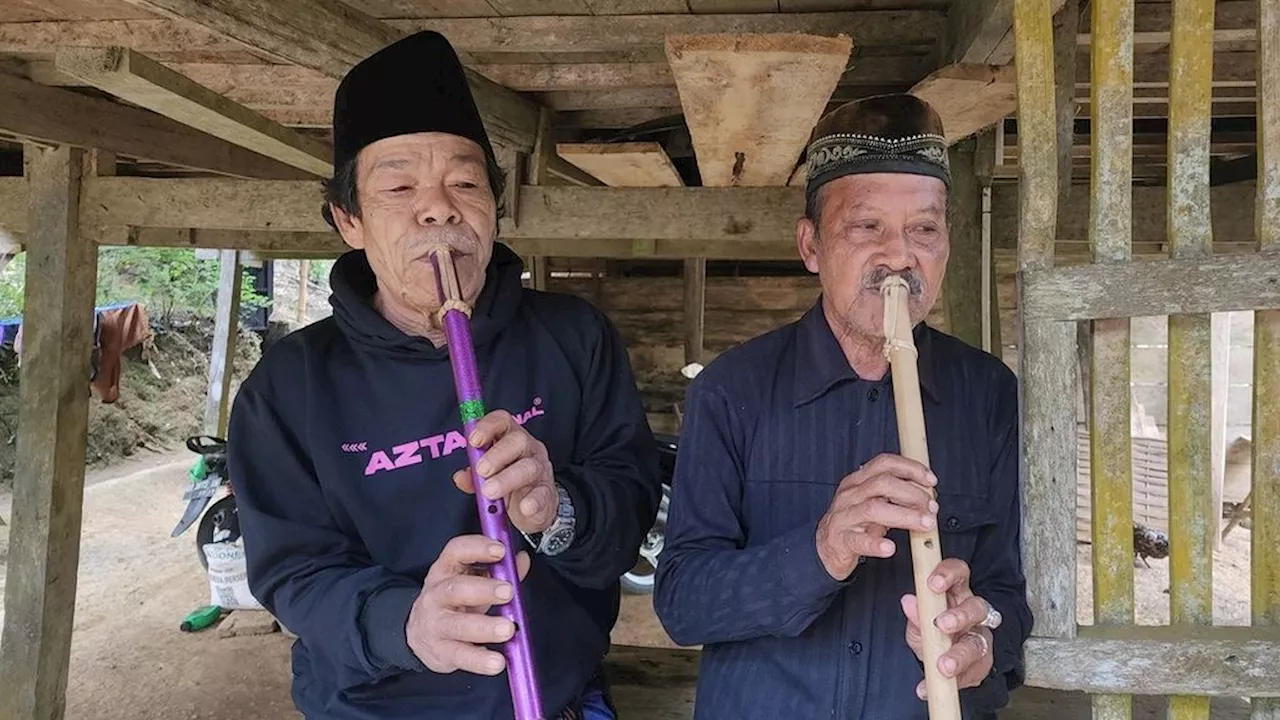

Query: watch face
<box><xmin>543</xmin><ymin>527</ymin><xmax>574</xmax><ymax>555</ymax></box>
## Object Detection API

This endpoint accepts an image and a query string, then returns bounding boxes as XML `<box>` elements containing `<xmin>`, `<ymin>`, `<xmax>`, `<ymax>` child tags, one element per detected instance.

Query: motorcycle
<box><xmin>619</xmin><ymin>362</ymin><xmax>700</xmax><ymax>595</ymax></box>
<box><xmin>171</xmin><ymin>435</ymin><xmax>240</xmax><ymax>569</ymax></box>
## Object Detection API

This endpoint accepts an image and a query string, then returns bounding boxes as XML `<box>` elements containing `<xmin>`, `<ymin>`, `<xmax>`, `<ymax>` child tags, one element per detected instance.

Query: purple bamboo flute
<box><xmin>427</xmin><ymin>246</ymin><xmax>544</xmax><ymax>720</ymax></box>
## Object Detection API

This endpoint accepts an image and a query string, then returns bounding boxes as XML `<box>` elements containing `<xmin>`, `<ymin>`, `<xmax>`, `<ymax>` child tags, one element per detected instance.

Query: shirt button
<box><xmin>868</xmin><ymin>388</ymin><xmax>880</xmax><ymax>401</ymax></box>
<box><xmin>947</xmin><ymin>516</ymin><xmax>960</xmax><ymax>530</ymax></box>
<box><xmin>848</xmin><ymin>641</ymin><xmax>863</xmax><ymax>655</ymax></box>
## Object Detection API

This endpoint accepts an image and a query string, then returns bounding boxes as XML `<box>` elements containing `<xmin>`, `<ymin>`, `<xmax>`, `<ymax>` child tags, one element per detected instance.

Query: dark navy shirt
<box><xmin>653</xmin><ymin>299</ymin><xmax>1031</xmax><ymax>720</ymax></box>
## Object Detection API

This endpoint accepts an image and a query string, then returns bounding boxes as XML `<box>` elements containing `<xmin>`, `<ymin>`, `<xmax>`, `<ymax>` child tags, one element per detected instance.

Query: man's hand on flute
<box><xmin>814</xmin><ymin>453</ymin><xmax>940</xmax><ymax>581</ymax></box>
<box><xmin>451</xmin><ymin>409</ymin><xmax>558</xmax><ymax>534</ymax></box>
<box><xmin>406</xmin><ymin>535</ymin><xmax>532</xmax><ymax>676</ymax></box>
<box><xmin>900</xmin><ymin>559</ymin><xmax>999</xmax><ymax>697</ymax></box>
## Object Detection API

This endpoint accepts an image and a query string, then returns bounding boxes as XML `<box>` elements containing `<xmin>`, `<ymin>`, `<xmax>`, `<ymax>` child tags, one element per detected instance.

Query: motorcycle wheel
<box><xmin>621</xmin><ymin>483</ymin><xmax>669</xmax><ymax>595</ymax></box>
<box><xmin>195</xmin><ymin>495</ymin><xmax>241</xmax><ymax>570</ymax></box>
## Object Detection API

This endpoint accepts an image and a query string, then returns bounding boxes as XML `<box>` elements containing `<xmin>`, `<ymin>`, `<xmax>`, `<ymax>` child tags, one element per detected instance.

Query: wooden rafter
<box><xmin>54</xmin><ymin>46</ymin><xmax>332</xmax><ymax>177</ymax></box>
<box><xmin>0</xmin><ymin>73</ymin><xmax>311</xmax><ymax>180</ymax></box>
<box><xmin>115</xmin><ymin>0</ymin><xmax>540</xmax><ymax>152</ymax></box>
<box><xmin>397</xmin><ymin>12</ymin><xmax>941</xmax><ymax>52</ymax></box>
<box><xmin>555</xmin><ymin>143</ymin><xmax>683</xmax><ymax>187</ymax></box>
<box><xmin>911</xmin><ymin>64</ymin><xmax>1018</xmax><ymax>144</ymax></box>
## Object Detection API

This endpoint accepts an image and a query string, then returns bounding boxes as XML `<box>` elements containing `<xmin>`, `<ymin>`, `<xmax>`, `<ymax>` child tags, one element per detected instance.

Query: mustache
<box><xmin>862</xmin><ymin>266</ymin><xmax>924</xmax><ymax>295</ymax></box>
<box><xmin>409</xmin><ymin>226</ymin><xmax>480</xmax><ymax>257</ymax></box>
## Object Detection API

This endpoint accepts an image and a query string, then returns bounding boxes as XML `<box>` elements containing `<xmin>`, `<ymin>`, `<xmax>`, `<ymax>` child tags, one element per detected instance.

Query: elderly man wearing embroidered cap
<box><xmin>653</xmin><ymin>94</ymin><xmax>1032</xmax><ymax>719</ymax></box>
<box><xmin>226</xmin><ymin>30</ymin><xmax>661</xmax><ymax>720</ymax></box>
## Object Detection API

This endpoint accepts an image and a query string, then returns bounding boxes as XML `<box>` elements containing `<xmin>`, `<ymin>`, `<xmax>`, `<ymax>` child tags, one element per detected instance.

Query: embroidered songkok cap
<box><xmin>803</xmin><ymin>94</ymin><xmax>950</xmax><ymax>204</ymax></box>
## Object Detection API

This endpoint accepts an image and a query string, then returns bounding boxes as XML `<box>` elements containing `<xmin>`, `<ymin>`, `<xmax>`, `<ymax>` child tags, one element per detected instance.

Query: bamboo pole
<box><xmin>1252</xmin><ymin>2</ymin><xmax>1280</xmax><ymax>718</ymax></box>
<box><xmin>1165</xmin><ymin>0</ymin><xmax>1217</xmax><ymax>717</ymax></box>
<box><xmin>1086</xmin><ymin>0</ymin><xmax>1135</xmax><ymax>718</ymax></box>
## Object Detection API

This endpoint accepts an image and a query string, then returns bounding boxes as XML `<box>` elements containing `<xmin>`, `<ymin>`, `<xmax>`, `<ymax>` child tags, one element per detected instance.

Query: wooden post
<box><xmin>683</xmin><ymin>257</ymin><xmax>705</xmax><ymax>366</ymax></box>
<box><xmin>0</xmin><ymin>144</ymin><xmax>98</xmax><ymax>720</ymax></box>
<box><xmin>203</xmin><ymin>249</ymin><xmax>242</xmax><ymax>438</ymax></box>
<box><xmin>1053</xmin><ymin>0</ymin><xmax>1079</xmax><ymax>210</ymax></box>
<box><xmin>297</xmin><ymin>259</ymin><xmax>310</xmax><ymax>324</ymax></box>
<box><xmin>1210</xmin><ymin>312</ymin><xmax>1231</xmax><ymax>551</ymax></box>
<box><xmin>1165</xmin><ymin>1</ymin><xmax>1216</xmax><ymax>717</ymax></box>
<box><xmin>1252</xmin><ymin>1</ymin><xmax>1280</xmax><ymax>717</ymax></box>
<box><xmin>944</xmin><ymin>138</ymin><xmax>983</xmax><ymax>348</ymax></box>
<box><xmin>976</xmin><ymin>127</ymin><xmax>1000</xmax><ymax>356</ymax></box>
<box><xmin>527</xmin><ymin>108</ymin><xmax>553</xmax><ymax>291</ymax></box>
<box><xmin>1012</xmin><ymin>0</ymin><xmax>1079</xmax><ymax>641</ymax></box>
<box><xmin>1087</xmin><ymin>2</ymin><xmax>1136</xmax><ymax>719</ymax></box>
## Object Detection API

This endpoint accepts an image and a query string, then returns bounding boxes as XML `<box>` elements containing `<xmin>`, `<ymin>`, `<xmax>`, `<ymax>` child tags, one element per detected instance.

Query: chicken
<box><xmin>1133</xmin><ymin>522</ymin><xmax>1170</xmax><ymax>568</ymax></box>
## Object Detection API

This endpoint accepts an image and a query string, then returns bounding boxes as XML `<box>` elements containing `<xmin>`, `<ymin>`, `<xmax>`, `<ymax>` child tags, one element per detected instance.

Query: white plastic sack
<box><xmin>203</xmin><ymin>542</ymin><xmax>265</xmax><ymax>611</ymax></box>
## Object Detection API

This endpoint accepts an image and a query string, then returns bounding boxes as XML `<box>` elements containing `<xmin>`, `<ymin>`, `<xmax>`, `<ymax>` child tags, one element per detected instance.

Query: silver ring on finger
<box><xmin>979</xmin><ymin>601</ymin><xmax>1002</xmax><ymax>630</ymax></box>
<box><xmin>963</xmin><ymin>630</ymin><xmax>990</xmax><ymax>657</ymax></box>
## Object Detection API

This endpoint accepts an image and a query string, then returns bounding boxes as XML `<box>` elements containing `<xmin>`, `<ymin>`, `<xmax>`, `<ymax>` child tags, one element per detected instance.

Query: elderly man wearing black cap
<box><xmin>653</xmin><ymin>94</ymin><xmax>1032</xmax><ymax>719</ymax></box>
<box><xmin>226</xmin><ymin>31</ymin><xmax>661</xmax><ymax>720</ymax></box>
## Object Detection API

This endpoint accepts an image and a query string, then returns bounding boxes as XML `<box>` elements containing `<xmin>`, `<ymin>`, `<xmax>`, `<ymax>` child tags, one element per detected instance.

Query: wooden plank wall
<box><xmin>1014</xmin><ymin>0</ymin><xmax>1280</xmax><ymax>708</ymax></box>
<box><xmin>545</xmin><ymin>271</ymin><xmax>951</xmax><ymax>434</ymax></box>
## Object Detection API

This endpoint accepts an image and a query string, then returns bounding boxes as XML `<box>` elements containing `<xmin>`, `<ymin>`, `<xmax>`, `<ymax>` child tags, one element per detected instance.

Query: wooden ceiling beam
<box><xmin>555</xmin><ymin>142</ymin><xmax>684</xmax><ymax>187</ymax></box>
<box><xmin>475</xmin><ymin>54</ymin><xmax>931</xmax><ymax>91</ymax></box>
<box><xmin>910</xmin><ymin>64</ymin><xmax>1018</xmax><ymax>144</ymax></box>
<box><xmin>113</xmin><ymin>0</ymin><xmax>540</xmax><ymax>152</ymax></box>
<box><xmin>942</xmin><ymin>0</ymin><xmax>1066</xmax><ymax>66</ymax></box>
<box><xmin>53</xmin><ymin>46</ymin><xmax>332</xmax><ymax>177</ymax></box>
<box><xmin>665</xmin><ymin>33</ymin><xmax>852</xmax><ymax>187</ymax></box>
<box><xmin>0</xmin><ymin>74</ymin><xmax>311</xmax><ymax>180</ymax></box>
<box><xmin>395</xmin><ymin>11</ymin><xmax>943</xmax><ymax>53</ymax></box>
<box><xmin>0</xmin><ymin>19</ymin><xmax>245</xmax><ymax>55</ymax></box>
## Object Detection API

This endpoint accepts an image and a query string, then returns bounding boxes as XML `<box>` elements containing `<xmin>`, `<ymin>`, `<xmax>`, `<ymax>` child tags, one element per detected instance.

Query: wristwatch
<box><xmin>524</xmin><ymin>482</ymin><xmax>576</xmax><ymax>556</ymax></box>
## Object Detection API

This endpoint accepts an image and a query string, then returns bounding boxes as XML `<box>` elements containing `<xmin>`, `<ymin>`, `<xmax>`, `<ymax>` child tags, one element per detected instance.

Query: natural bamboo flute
<box><xmin>881</xmin><ymin>275</ymin><xmax>962</xmax><ymax>720</ymax></box>
<box><xmin>427</xmin><ymin>245</ymin><xmax>545</xmax><ymax>720</ymax></box>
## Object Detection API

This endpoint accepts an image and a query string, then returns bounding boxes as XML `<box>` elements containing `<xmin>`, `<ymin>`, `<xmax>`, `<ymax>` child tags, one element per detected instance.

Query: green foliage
<box><xmin>0</xmin><ymin>254</ymin><xmax>26</xmax><ymax>320</ymax></box>
<box><xmin>0</xmin><ymin>248</ymin><xmax>272</xmax><ymax>325</ymax></box>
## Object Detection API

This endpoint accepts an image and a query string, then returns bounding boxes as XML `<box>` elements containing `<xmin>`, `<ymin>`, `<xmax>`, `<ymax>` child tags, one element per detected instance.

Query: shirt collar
<box><xmin>791</xmin><ymin>298</ymin><xmax>942</xmax><ymax>408</ymax></box>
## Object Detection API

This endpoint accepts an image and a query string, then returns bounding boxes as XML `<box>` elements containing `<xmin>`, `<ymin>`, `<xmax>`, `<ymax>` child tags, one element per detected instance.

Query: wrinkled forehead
<box><xmin>357</xmin><ymin>132</ymin><xmax>488</xmax><ymax>174</ymax></box>
<box><xmin>820</xmin><ymin>173</ymin><xmax>948</xmax><ymax>213</ymax></box>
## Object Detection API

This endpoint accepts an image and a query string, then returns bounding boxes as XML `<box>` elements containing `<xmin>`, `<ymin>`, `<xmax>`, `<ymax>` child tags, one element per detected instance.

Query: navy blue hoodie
<box><xmin>226</xmin><ymin>243</ymin><xmax>662</xmax><ymax>719</ymax></box>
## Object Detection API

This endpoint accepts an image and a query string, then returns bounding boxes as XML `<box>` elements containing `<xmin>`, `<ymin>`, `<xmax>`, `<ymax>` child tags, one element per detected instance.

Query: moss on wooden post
<box><xmin>1253</xmin><ymin>1</ymin><xmax>1280</xmax><ymax>718</ymax></box>
<box><xmin>1087</xmin><ymin>0</ymin><xmax>1135</xmax><ymax>718</ymax></box>
<box><xmin>1013</xmin><ymin>0</ymin><xmax>1079</xmax><ymax>642</ymax></box>
<box><xmin>1164</xmin><ymin>0</ymin><xmax>1217</xmax><ymax>717</ymax></box>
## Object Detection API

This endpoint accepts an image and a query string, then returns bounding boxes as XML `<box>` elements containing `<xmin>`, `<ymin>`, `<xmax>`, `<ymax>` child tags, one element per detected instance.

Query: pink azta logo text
<box><xmin>357</xmin><ymin>397</ymin><xmax>546</xmax><ymax>477</ymax></box>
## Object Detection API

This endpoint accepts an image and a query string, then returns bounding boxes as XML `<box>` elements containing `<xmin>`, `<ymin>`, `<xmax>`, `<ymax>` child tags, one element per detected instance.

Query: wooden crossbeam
<box><xmin>54</xmin><ymin>46</ymin><xmax>332</xmax><ymax>177</ymax></box>
<box><xmin>1024</xmin><ymin>630</ymin><xmax>1280</xmax><ymax>697</ymax></box>
<box><xmin>475</xmin><ymin>55</ymin><xmax>931</xmax><ymax>91</ymax></box>
<box><xmin>1019</xmin><ymin>253</ymin><xmax>1280</xmax><ymax>320</ymax></box>
<box><xmin>555</xmin><ymin>143</ymin><xmax>683</xmax><ymax>187</ymax></box>
<box><xmin>990</xmin><ymin>182</ymin><xmax>1258</xmax><ymax>248</ymax></box>
<box><xmin>665</xmin><ymin>33</ymin><xmax>852</xmax><ymax>187</ymax></box>
<box><xmin>117</xmin><ymin>0</ymin><xmax>539</xmax><ymax>152</ymax></box>
<box><xmin>0</xmin><ymin>178</ymin><xmax>1267</xmax><ymax>247</ymax></box>
<box><xmin>396</xmin><ymin>11</ymin><xmax>942</xmax><ymax>52</ymax></box>
<box><xmin>0</xmin><ymin>73</ymin><xmax>311</xmax><ymax>180</ymax></box>
<box><xmin>910</xmin><ymin>64</ymin><xmax>1018</xmax><ymax>144</ymax></box>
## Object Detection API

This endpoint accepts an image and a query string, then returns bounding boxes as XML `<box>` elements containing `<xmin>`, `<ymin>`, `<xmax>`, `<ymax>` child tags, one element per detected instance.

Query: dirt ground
<box><xmin>0</xmin><ymin>453</ymin><xmax>1258</xmax><ymax>720</ymax></box>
